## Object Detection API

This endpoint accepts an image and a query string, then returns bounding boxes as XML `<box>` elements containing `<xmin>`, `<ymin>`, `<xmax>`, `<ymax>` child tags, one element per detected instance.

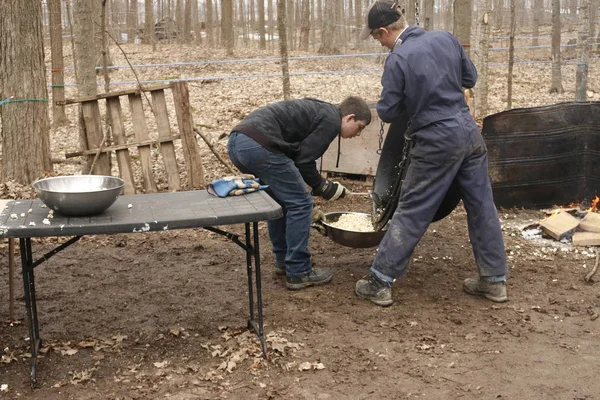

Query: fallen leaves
<box><xmin>1</xmin><ymin>347</ymin><xmax>16</xmax><ymax>364</ymax></box>
<box><xmin>298</xmin><ymin>361</ymin><xmax>325</xmax><ymax>371</ymax></box>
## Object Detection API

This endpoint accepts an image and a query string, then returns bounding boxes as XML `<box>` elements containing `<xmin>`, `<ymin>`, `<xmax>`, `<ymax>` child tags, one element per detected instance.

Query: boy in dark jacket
<box><xmin>228</xmin><ymin>96</ymin><xmax>371</xmax><ymax>290</ymax></box>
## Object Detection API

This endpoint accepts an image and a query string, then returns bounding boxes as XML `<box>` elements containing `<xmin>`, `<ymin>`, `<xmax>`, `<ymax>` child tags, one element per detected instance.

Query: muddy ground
<box><xmin>1</xmin><ymin>187</ymin><xmax>599</xmax><ymax>400</ymax></box>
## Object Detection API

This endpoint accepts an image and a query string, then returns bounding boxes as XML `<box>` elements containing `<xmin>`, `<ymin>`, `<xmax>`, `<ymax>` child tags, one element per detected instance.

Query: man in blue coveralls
<box><xmin>355</xmin><ymin>1</ymin><xmax>508</xmax><ymax>306</ymax></box>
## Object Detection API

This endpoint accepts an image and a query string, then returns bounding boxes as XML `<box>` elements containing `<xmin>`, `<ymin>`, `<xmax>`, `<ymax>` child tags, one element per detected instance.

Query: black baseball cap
<box><xmin>359</xmin><ymin>1</ymin><xmax>401</xmax><ymax>40</ymax></box>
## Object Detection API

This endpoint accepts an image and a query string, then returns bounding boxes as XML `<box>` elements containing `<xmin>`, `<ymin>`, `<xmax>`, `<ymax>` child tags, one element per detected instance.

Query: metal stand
<box><xmin>20</xmin><ymin>236</ymin><xmax>82</xmax><ymax>387</ymax></box>
<box><xmin>204</xmin><ymin>222</ymin><xmax>268</xmax><ymax>357</ymax></box>
<box><xmin>19</xmin><ymin>223</ymin><xmax>267</xmax><ymax>386</ymax></box>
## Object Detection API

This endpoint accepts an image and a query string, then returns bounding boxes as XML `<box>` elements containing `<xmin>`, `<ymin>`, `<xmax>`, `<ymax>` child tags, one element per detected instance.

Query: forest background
<box><xmin>0</xmin><ymin>0</ymin><xmax>599</xmax><ymax>188</ymax></box>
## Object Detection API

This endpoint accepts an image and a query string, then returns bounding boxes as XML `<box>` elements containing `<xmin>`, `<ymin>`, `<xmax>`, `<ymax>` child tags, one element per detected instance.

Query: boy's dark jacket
<box><xmin>232</xmin><ymin>98</ymin><xmax>341</xmax><ymax>190</ymax></box>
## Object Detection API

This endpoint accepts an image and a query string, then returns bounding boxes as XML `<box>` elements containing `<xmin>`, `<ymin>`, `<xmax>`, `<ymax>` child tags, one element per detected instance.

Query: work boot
<box><xmin>286</xmin><ymin>267</ymin><xmax>333</xmax><ymax>290</ymax></box>
<box><xmin>355</xmin><ymin>272</ymin><xmax>393</xmax><ymax>307</ymax></box>
<box><xmin>463</xmin><ymin>278</ymin><xmax>508</xmax><ymax>303</ymax></box>
<box><xmin>275</xmin><ymin>264</ymin><xmax>286</xmax><ymax>276</ymax></box>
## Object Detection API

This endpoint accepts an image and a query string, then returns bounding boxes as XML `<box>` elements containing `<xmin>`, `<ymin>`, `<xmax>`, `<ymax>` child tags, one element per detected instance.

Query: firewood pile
<box><xmin>533</xmin><ymin>203</ymin><xmax>600</xmax><ymax>246</ymax></box>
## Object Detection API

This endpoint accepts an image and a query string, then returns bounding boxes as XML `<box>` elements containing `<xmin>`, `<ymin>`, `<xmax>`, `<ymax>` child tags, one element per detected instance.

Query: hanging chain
<box><xmin>415</xmin><ymin>0</ymin><xmax>420</xmax><ymax>26</ymax></box>
<box><xmin>397</xmin><ymin>135</ymin><xmax>413</xmax><ymax>175</ymax></box>
<box><xmin>377</xmin><ymin>120</ymin><xmax>385</xmax><ymax>155</ymax></box>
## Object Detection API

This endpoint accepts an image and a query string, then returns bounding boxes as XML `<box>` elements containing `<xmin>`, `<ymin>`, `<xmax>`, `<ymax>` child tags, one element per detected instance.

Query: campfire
<box><xmin>530</xmin><ymin>196</ymin><xmax>600</xmax><ymax>246</ymax></box>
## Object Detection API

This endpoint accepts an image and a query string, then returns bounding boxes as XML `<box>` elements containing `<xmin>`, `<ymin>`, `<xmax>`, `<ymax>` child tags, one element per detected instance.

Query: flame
<box><xmin>589</xmin><ymin>196</ymin><xmax>600</xmax><ymax>212</ymax></box>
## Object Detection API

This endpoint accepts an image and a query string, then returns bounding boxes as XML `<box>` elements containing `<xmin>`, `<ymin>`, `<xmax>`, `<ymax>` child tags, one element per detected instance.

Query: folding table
<box><xmin>0</xmin><ymin>190</ymin><xmax>282</xmax><ymax>386</ymax></box>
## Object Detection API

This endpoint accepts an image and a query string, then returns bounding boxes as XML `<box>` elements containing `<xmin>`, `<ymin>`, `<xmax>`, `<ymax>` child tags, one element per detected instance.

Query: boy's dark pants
<box><xmin>372</xmin><ymin>110</ymin><xmax>507</xmax><ymax>280</ymax></box>
<box><xmin>228</xmin><ymin>132</ymin><xmax>313</xmax><ymax>276</ymax></box>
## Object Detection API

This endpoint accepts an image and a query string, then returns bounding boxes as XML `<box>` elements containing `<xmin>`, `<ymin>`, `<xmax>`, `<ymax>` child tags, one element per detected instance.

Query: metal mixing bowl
<box><xmin>32</xmin><ymin>175</ymin><xmax>125</xmax><ymax>216</ymax></box>
<box><xmin>321</xmin><ymin>212</ymin><xmax>387</xmax><ymax>248</ymax></box>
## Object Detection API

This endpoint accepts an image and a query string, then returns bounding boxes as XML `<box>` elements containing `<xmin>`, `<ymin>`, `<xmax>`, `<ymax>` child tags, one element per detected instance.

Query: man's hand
<box><xmin>312</xmin><ymin>180</ymin><xmax>347</xmax><ymax>201</ymax></box>
<box><xmin>312</xmin><ymin>206</ymin><xmax>325</xmax><ymax>223</ymax></box>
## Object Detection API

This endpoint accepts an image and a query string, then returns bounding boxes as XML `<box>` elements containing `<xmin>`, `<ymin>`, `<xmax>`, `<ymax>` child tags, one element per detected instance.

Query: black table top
<box><xmin>0</xmin><ymin>190</ymin><xmax>282</xmax><ymax>239</ymax></box>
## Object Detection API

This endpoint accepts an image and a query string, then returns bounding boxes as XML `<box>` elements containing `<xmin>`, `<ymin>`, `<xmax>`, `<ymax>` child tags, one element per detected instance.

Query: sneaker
<box><xmin>355</xmin><ymin>272</ymin><xmax>393</xmax><ymax>307</ymax></box>
<box><xmin>286</xmin><ymin>267</ymin><xmax>333</xmax><ymax>290</ymax></box>
<box><xmin>275</xmin><ymin>265</ymin><xmax>286</xmax><ymax>276</ymax></box>
<box><xmin>463</xmin><ymin>278</ymin><xmax>508</xmax><ymax>303</ymax></box>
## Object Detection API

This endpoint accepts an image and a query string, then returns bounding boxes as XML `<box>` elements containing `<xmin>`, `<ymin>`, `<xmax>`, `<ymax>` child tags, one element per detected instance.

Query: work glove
<box><xmin>207</xmin><ymin>174</ymin><xmax>269</xmax><ymax>197</ymax></box>
<box><xmin>312</xmin><ymin>206</ymin><xmax>325</xmax><ymax>223</ymax></box>
<box><xmin>312</xmin><ymin>179</ymin><xmax>347</xmax><ymax>201</ymax></box>
<box><xmin>311</xmin><ymin>205</ymin><xmax>327</xmax><ymax>235</ymax></box>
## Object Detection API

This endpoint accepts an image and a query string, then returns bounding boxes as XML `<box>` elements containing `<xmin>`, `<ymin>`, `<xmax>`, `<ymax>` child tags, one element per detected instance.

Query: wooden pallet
<box><xmin>59</xmin><ymin>82</ymin><xmax>204</xmax><ymax>194</ymax></box>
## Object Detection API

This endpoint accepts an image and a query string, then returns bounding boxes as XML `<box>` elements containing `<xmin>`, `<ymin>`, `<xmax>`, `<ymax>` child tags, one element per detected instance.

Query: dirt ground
<box><xmin>1</xmin><ymin>187</ymin><xmax>599</xmax><ymax>400</ymax></box>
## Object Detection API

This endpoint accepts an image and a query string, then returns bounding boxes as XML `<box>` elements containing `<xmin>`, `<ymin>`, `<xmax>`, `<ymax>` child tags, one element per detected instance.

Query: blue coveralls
<box><xmin>371</xmin><ymin>26</ymin><xmax>507</xmax><ymax>282</ymax></box>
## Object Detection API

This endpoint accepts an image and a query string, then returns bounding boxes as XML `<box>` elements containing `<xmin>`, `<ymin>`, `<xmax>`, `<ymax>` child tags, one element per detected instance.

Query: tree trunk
<box><xmin>144</xmin><ymin>0</ymin><xmax>156</xmax><ymax>49</ymax></box>
<box><xmin>221</xmin><ymin>0</ymin><xmax>234</xmax><ymax>55</ymax></box>
<box><xmin>238</xmin><ymin>0</ymin><xmax>248</xmax><ymax>44</ymax></box>
<box><xmin>299</xmin><ymin>0</ymin><xmax>310</xmax><ymax>50</ymax></box>
<box><xmin>176</xmin><ymin>0</ymin><xmax>183</xmax><ymax>37</ymax></box>
<box><xmin>0</xmin><ymin>0</ymin><xmax>53</xmax><ymax>183</ymax></box>
<box><xmin>406</xmin><ymin>0</ymin><xmax>416</xmax><ymax>25</ymax></box>
<box><xmin>319</xmin><ymin>0</ymin><xmax>338</xmax><ymax>54</ymax></box>
<box><xmin>453</xmin><ymin>0</ymin><xmax>473</xmax><ymax>57</ymax></box>
<box><xmin>48</xmin><ymin>0</ymin><xmax>69</xmax><ymax>126</ymax></box>
<box><xmin>423</xmin><ymin>0</ymin><xmax>435</xmax><ymax>30</ymax></box>
<box><xmin>192</xmin><ymin>0</ymin><xmax>202</xmax><ymax>44</ymax></box>
<box><xmin>507</xmin><ymin>0</ymin><xmax>515</xmax><ymax>109</ymax></box>
<box><xmin>550</xmin><ymin>0</ymin><xmax>563</xmax><ymax>93</ymax></box>
<box><xmin>258</xmin><ymin>0</ymin><xmax>266</xmax><ymax>48</ymax></box>
<box><xmin>493</xmin><ymin>0</ymin><xmax>503</xmax><ymax>29</ymax></box>
<box><xmin>287</xmin><ymin>0</ymin><xmax>295</xmax><ymax>50</ymax></box>
<box><xmin>131</xmin><ymin>0</ymin><xmax>138</xmax><ymax>41</ymax></box>
<box><xmin>354</xmin><ymin>0</ymin><xmax>361</xmax><ymax>39</ymax></box>
<box><xmin>268</xmin><ymin>0</ymin><xmax>274</xmax><ymax>41</ymax></box>
<box><xmin>183</xmin><ymin>0</ymin><xmax>192</xmax><ymax>42</ymax></box>
<box><xmin>206</xmin><ymin>0</ymin><xmax>214</xmax><ymax>46</ymax></box>
<box><xmin>575</xmin><ymin>0</ymin><xmax>590</xmax><ymax>101</ymax></box>
<box><xmin>74</xmin><ymin>0</ymin><xmax>111</xmax><ymax>175</ymax></box>
<box><xmin>277</xmin><ymin>0</ymin><xmax>291</xmax><ymax>99</ymax></box>
<box><xmin>532</xmin><ymin>0</ymin><xmax>542</xmax><ymax>47</ymax></box>
<box><xmin>475</xmin><ymin>0</ymin><xmax>491</xmax><ymax>118</ymax></box>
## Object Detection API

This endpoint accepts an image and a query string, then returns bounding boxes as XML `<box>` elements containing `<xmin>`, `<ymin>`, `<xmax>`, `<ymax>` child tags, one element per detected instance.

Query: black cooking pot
<box><xmin>371</xmin><ymin>112</ymin><xmax>462</xmax><ymax>231</ymax></box>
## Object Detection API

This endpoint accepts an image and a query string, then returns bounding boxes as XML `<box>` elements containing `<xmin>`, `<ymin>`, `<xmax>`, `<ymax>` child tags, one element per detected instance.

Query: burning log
<box><xmin>578</xmin><ymin>212</ymin><xmax>600</xmax><ymax>233</ymax></box>
<box><xmin>539</xmin><ymin>211</ymin><xmax>580</xmax><ymax>241</ymax></box>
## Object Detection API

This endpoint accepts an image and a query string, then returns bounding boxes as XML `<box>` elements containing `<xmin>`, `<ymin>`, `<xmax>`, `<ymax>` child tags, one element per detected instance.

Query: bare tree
<box><xmin>550</xmin><ymin>0</ymin><xmax>563</xmax><ymax>93</ymax></box>
<box><xmin>319</xmin><ymin>0</ymin><xmax>338</xmax><ymax>54</ymax></box>
<box><xmin>144</xmin><ymin>0</ymin><xmax>156</xmax><ymax>50</ymax></box>
<box><xmin>423</xmin><ymin>0</ymin><xmax>434</xmax><ymax>30</ymax></box>
<box><xmin>73</xmin><ymin>0</ymin><xmax>111</xmax><ymax>175</ymax></box>
<box><xmin>299</xmin><ymin>0</ymin><xmax>311</xmax><ymax>50</ymax></box>
<box><xmin>277</xmin><ymin>0</ymin><xmax>291</xmax><ymax>99</ymax></box>
<box><xmin>507</xmin><ymin>0</ymin><xmax>516</xmax><ymax>109</ymax></box>
<box><xmin>48</xmin><ymin>0</ymin><xmax>69</xmax><ymax>126</ymax></box>
<box><xmin>258</xmin><ymin>0</ymin><xmax>266</xmax><ymax>49</ymax></box>
<box><xmin>268</xmin><ymin>0</ymin><xmax>275</xmax><ymax>42</ymax></box>
<box><xmin>532</xmin><ymin>0</ymin><xmax>543</xmax><ymax>47</ymax></box>
<box><xmin>183</xmin><ymin>0</ymin><xmax>192</xmax><ymax>42</ymax></box>
<box><xmin>206</xmin><ymin>0</ymin><xmax>214</xmax><ymax>46</ymax></box>
<box><xmin>575</xmin><ymin>0</ymin><xmax>591</xmax><ymax>101</ymax></box>
<box><xmin>222</xmin><ymin>0</ymin><xmax>234</xmax><ymax>55</ymax></box>
<box><xmin>192</xmin><ymin>0</ymin><xmax>203</xmax><ymax>44</ymax></box>
<box><xmin>475</xmin><ymin>0</ymin><xmax>491</xmax><ymax>117</ymax></box>
<box><xmin>493</xmin><ymin>0</ymin><xmax>503</xmax><ymax>28</ymax></box>
<box><xmin>0</xmin><ymin>0</ymin><xmax>53</xmax><ymax>183</ymax></box>
<box><xmin>453</xmin><ymin>0</ymin><xmax>473</xmax><ymax>57</ymax></box>
<box><xmin>354</xmin><ymin>0</ymin><xmax>362</xmax><ymax>38</ymax></box>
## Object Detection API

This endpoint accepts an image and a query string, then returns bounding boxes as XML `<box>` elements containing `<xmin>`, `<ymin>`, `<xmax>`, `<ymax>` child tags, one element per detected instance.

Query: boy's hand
<box><xmin>312</xmin><ymin>206</ymin><xmax>326</xmax><ymax>222</ymax></box>
<box><xmin>313</xmin><ymin>180</ymin><xmax>347</xmax><ymax>201</ymax></box>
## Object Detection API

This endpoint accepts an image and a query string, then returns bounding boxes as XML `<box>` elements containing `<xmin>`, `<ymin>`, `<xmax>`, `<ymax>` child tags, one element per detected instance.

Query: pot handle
<box><xmin>311</xmin><ymin>220</ymin><xmax>328</xmax><ymax>236</ymax></box>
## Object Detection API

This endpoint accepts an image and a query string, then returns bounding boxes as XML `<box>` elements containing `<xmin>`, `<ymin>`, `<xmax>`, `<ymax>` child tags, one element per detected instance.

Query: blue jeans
<box><xmin>228</xmin><ymin>132</ymin><xmax>313</xmax><ymax>276</ymax></box>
